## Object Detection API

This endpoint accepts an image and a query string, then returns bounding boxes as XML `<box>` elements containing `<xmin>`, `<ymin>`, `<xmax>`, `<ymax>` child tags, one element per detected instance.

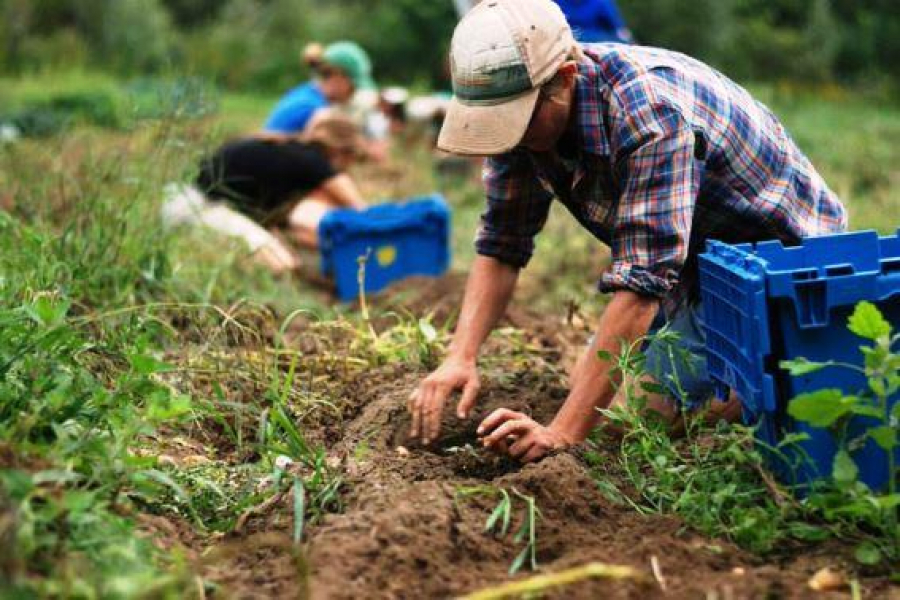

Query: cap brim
<box><xmin>437</xmin><ymin>88</ymin><xmax>539</xmax><ymax>156</ymax></box>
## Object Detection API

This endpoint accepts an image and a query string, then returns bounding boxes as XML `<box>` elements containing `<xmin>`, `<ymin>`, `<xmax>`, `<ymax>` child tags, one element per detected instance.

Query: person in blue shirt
<box><xmin>264</xmin><ymin>41</ymin><xmax>375</xmax><ymax>135</ymax></box>
<box><xmin>453</xmin><ymin>1</ymin><xmax>632</xmax><ymax>44</ymax></box>
<box><xmin>553</xmin><ymin>0</ymin><xmax>632</xmax><ymax>43</ymax></box>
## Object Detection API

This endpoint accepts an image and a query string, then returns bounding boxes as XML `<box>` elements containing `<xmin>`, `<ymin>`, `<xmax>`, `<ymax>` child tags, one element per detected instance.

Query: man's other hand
<box><xmin>408</xmin><ymin>357</ymin><xmax>481</xmax><ymax>444</ymax></box>
<box><xmin>477</xmin><ymin>408</ymin><xmax>572</xmax><ymax>463</ymax></box>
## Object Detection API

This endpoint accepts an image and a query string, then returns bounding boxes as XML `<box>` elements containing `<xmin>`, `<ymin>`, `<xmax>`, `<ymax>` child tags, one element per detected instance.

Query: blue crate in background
<box><xmin>698</xmin><ymin>229</ymin><xmax>900</xmax><ymax>491</ymax></box>
<box><xmin>318</xmin><ymin>195</ymin><xmax>451</xmax><ymax>301</ymax></box>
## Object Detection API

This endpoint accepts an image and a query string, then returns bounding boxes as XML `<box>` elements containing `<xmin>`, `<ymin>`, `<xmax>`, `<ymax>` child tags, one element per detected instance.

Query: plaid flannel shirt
<box><xmin>476</xmin><ymin>44</ymin><xmax>847</xmax><ymax>311</ymax></box>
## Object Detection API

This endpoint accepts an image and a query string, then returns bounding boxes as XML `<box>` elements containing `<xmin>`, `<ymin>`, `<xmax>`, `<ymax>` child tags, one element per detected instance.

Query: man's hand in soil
<box><xmin>477</xmin><ymin>409</ymin><xmax>572</xmax><ymax>463</ymax></box>
<box><xmin>408</xmin><ymin>256</ymin><xmax>519</xmax><ymax>445</ymax></box>
<box><xmin>408</xmin><ymin>357</ymin><xmax>481</xmax><ymax>444</ymax></box>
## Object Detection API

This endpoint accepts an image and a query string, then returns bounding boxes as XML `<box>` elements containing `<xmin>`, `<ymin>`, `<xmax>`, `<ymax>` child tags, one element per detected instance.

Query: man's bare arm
<box><xmin>550</xmin><ymin>290</ymin><xmax>659</xmax><ymax>441</ymax></box>
<box><xmin>478</xmin><ymin>290</ymin><xmax>660</xmax><ymax>460</ymax></box>
<box><xmin>409</xmin><ymin>255</ymin><xmax>519</xmax><ymax>443</ymax></box>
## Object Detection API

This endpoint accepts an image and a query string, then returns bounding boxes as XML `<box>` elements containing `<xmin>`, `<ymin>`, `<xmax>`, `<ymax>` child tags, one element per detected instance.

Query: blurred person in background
<box><xmin>264</xmin><ymin>41</ymin><xmax>375</xmax><ymax>135</ymax></box>
<box><xmin>453</xmin><ymin>0</ymin><xmax>632</xmax><ymax>43</ymax></box>
<box><xmin>554</xmin><ymin>0</ymin><xmax>632</xmax><ymax>44</ymax></box>
<box><xmin>162</xmin><ymin>111</ymin><xmax>367</xmax><ymax>274</ymax></box>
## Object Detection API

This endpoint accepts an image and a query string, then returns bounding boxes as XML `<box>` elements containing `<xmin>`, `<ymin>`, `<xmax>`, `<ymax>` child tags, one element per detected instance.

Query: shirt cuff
<box><xmin>597</xmin><ymin>263</ymin><xmax>679</xmax><ymax>298</ymax></box>
<box><xmin>474</xmin><ymin>235</ymin><xmax>532</xmax><ymax>269</ymax></box>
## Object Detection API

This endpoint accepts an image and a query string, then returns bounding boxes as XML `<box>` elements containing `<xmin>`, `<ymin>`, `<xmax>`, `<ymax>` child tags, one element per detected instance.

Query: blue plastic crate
<box><xmin>698</xmin><ymin>229</ymin><xmax>900</xmax><ymax>490</ymax></box>
<box><xmin>318</xmin><ymin>195</ymin><xmax>451</xmax><ymax>301</ymax></box>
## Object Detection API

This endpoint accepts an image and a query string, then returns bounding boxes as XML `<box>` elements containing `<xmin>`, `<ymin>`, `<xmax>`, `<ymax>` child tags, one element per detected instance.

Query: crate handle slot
<box><xmin>791</xmin><ymin>269</ymin><xmax>818</xmax><ymax>281</ymax></box>
<box><xmin>824</xmin><ymin>264</ymin><xmax>854</xmax><ymax>277</ymax></box>
<box><xmin>882</xmin><ymin>258</ymin><xmax>900</xmax><ymax>275</ymax></box>
<box><xmin>795</xmin><ymin>280</ymin><xmax>827</xmax><ymax>327</ymax></box>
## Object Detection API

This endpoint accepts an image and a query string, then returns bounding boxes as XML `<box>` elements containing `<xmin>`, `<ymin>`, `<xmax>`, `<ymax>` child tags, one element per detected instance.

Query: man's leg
<box><xmin>604</xmin><ymin>302</ymin><xmax>743</xmax><ymax>435</ymax></box>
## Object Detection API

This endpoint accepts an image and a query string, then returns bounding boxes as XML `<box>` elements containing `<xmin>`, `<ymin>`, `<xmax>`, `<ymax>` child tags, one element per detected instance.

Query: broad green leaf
<box><xmin>868</xmin><ymin>426</ymin><xmax>896</xmax><ymax>451</ymax></box>
<box><xmin>849</xmin><ymin>404</ymin><xmax>884</xmax><ymax>419</ymax></box>
<box><xmin>23</xmin><ymin>295</ymin><xmax>71</xmax><ymax>328</ymax></box>
<box><xmin>848</xmin><ymin>301</ymin><xmax>891</xmax><ymax>341</ymax></box>
<box><xmin>853</xmin><ymin>542</ymin><xmax>882</xmax><ymax>565</ymax></box>
<box><xmin>639</xmin><ymin>380</ymin><xmax>667</xmax><ymax>395</ymax></box>
<box><xmin>62</xmin><ymin>489</ymin><xmax>97</xmax><ymax>514</ymax></box>
<box><xmin>832</xmin><ymin>450</ymin><xmax>858</xmax><ymax>485</ymax></box>
<box><xmin>875</xmin><ymin>494</ymin><xmax>900</xmax><ymax>510</ymax></box>
<box><xmin>787</xmin><ymin>389</ymin><xmax>850</xmax><ymax>427</ymax></box>
<box><xmin>129</xmin><ymin>353</ymin><xmax>174</xmax><ymax>375</ymax></box>
<box><xmin>779</xmin><ymin>357</ymin><xmax>832</xmax><ymax>376</ymax></box>
<box><xmin>0</xmin><ymin>469</ymin><xmax>34</xmax><ymax>501</ymax></box>
<box><xmin>868</xmin><ymin>377</ymin><xmax>886</xmax><ymax>398</ymax></box>
<box><xmin>147</xmin><ymin>392</ymin><xmax>192</xmax><ymax>422</ymax></box>
<box><xmin>596</xmin><ymin>349</ymin><xmax>613</xmax><ymax>362</ymax></box>
<box><xmin>787</xmin><ymin>523</ymin><xmax>830</xmax><ymax>542</ymax></box>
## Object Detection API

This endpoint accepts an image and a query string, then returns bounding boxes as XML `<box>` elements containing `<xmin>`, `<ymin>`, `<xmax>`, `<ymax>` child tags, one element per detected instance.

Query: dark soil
<box><xmin>143</xmin><ymin>275</ymin><xmax>896</xmax><ymax>599</ymax></box>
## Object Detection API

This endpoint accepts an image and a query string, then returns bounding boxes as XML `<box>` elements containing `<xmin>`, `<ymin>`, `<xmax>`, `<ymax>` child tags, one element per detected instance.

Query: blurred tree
<box><xmin>97</xmin><ymin>0</ymin><xmax>176</xmax><ymax>74</ymax></box>
<box><xmin>0</xmin><ymin>0</ymin><xmax>896</xmax><ymax>90</ymax></box>
<box><xmin>0</xmin><ymin>0</ymin><xmax>33</xmax><ymax>71</ymax></box>
<box><xmin>162</xmin><ymin>0</ymin><xmax>225</xmax><ymax>29</ymax></box>
<box><xmin>183</xmin><ymin>0</ymin><xmax>312</xmax><ymax>92</ymax></box>
<box><xmin>618</xmin><ymin>0</ymin><xmax>737</xmax><ymax>65</ymax></box>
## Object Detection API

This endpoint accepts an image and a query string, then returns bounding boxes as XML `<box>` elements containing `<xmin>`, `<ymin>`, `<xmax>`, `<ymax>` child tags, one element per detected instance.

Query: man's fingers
<box><xmin>482</xmin><ymin>419</ymin><xmax>534</xmax><ymax>447</ymax></box>
<box><xmin>521</xmin><ymin>445</ymin><xmax>547</xmax><ymax>463</ymax></box>
<box><xmin>508</xmin><ymin>434</ymin><xmax>535</xmax><ymax>458</ymax></box>
<box><xmin>424</xmin><ymin>386</ymin><xmax>447</xmax><ymax>444</ymax></box>
<box><xmin>418</xmin><ymin>386</ymin><xmax>434</xmax><ymax>442</ymax></box>
<box><xmin>408</xmin><ymin>389</ymin><xmax>419</xmax><ymax>437</ymax></box>
<box><xmin>456</xmin><ymin>379</ymin><xmax>480</xmax><ymax>418</ymax></box>
<box><xmin>456</xmin><ymin>379</ymin><xmax>481</xmax><ymax>419</ymax></box>
<box><xmin>477</xmin><ymin>408</ymin><xmax>526</xmax><ymax>437</ymax></box>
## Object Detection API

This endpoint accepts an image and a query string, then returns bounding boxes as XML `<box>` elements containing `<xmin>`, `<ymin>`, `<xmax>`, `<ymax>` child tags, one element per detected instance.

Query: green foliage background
<box><xmin>1</xmin><ymin>0</ymin><xmax>897</xmax><ymax>92</ymax></box>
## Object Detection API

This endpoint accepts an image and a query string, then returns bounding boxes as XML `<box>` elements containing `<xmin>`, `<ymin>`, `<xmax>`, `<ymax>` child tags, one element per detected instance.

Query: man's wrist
<box><xmin>447</xmin><ymin>343</ymin><xmax>478</xmax><ymax>364</ymax></box>
<box><xmin>547</xmin><ymin>421</ymin><xmax>579</xmax><ymax>445</ymax></box>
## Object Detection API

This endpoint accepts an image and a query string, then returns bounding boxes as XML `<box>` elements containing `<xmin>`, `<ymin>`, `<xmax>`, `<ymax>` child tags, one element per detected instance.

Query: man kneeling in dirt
<box><xmin>409</xmin><ymin>0</ymin><xmax>847</xmax><ymax>461</ymax></box>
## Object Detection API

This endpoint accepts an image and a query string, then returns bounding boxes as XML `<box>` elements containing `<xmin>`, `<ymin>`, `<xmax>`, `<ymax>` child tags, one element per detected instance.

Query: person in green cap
<box><xmin>264</xmin><ymin>40</ymin><xmax>375</xmax><ymax>135</ymax></box>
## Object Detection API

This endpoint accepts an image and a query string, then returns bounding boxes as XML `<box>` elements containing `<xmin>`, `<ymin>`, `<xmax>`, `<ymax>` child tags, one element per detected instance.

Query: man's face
<box><xmin>516</xmin><ymin>72</ymin><xmax>575</xmax><ymax>152</ymax></box>
<box><xmin>318</xmin><ymin>66</ymin><xmax>355</xmax><ymax>104</ymax></box>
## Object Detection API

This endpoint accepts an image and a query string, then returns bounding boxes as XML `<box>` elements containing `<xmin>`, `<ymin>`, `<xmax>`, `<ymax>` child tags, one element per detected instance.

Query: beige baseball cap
<box><xmin>437</xmin><ymin>0</ymin><xmax>576</xmax><ymax>156</ymax></box>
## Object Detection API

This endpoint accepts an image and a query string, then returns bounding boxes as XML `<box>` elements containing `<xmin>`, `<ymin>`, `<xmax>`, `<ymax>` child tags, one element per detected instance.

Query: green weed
<box><xmin>457</xmin><ymin>486</ymin><xmax>543</xmax><ymax>575</ymax></box>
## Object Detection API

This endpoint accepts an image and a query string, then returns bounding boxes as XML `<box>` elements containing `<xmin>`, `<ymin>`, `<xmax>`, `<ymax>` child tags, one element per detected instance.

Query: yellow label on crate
<box><xmin>376</xmin><ymin>245</ymin><xmax>397</xmax><ymax>267</ymax></box>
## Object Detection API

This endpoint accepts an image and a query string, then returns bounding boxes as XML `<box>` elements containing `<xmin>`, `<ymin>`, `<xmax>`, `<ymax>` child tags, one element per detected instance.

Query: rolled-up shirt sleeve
<box><xmin>598</xmin><ymin>88</ymin><xmax>700</xmax><ymax>298</ymax></box>
<box><xmin>475</xmin><ymin>150</ymin><xmax>553</xmax><ymax>268</ymax></box>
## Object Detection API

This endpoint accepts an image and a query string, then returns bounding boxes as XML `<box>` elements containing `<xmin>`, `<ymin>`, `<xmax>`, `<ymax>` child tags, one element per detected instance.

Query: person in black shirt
<box><xmin>163</xmin><ymin>111</ymin><xmax>367</xmax><ymax>273</ymax></box>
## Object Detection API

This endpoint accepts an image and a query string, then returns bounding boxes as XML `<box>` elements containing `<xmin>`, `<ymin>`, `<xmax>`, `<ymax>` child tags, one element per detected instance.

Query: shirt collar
<box><xmin>570</xmin><ymin>48</ymin><xmax>611</xmax><ymax>157</ymax></box>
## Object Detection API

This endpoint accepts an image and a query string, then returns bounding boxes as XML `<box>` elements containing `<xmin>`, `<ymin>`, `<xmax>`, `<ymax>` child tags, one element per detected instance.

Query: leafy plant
<box><xmin>591</xmin><ymin>327</ymin><xmax>824</xmax><ymax>554</ymax></box>
<box><xmin>781</xmin><ymin>301</ymin><xmax>899</xmax><ymax>565</ymax></box>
